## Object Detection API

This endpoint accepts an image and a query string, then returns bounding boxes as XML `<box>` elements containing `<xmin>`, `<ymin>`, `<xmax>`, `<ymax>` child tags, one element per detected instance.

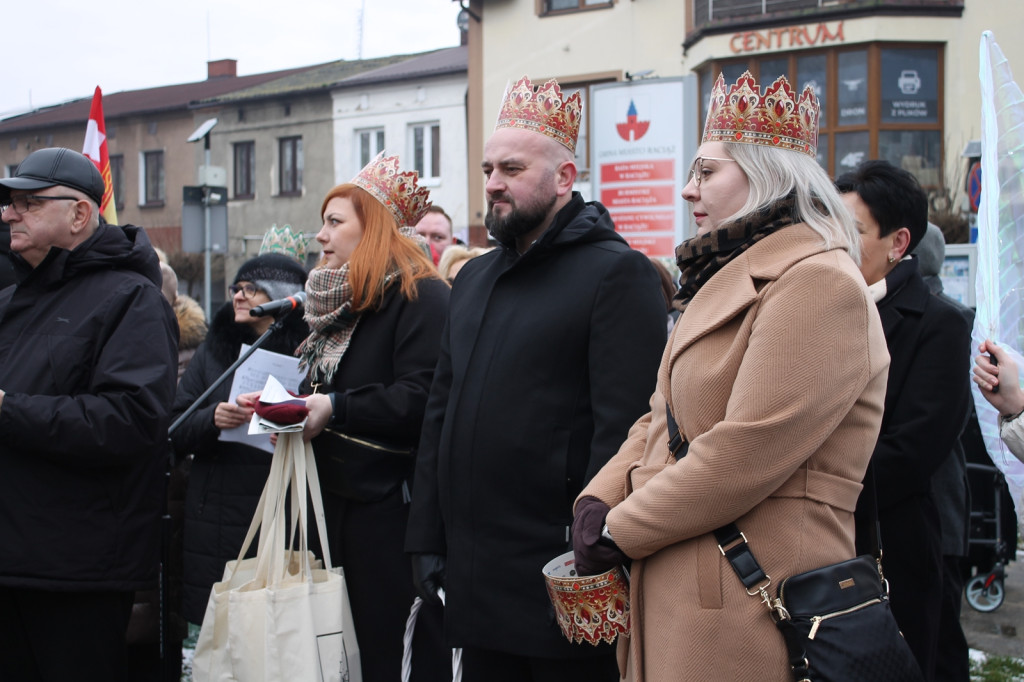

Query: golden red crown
<box><xmin>702</xmin><ymin>70</ymin><xmax>819</xmax><ymax>158</ymax></box>
<box><xmin>351</xmin><ymin>152</ymin><xmax>432</xmax><ymax>227</ymax></box>
<box><xmin>495</xmin><ymin>76</ymin><xmax>583</xmax><ymax>153</ymax></box>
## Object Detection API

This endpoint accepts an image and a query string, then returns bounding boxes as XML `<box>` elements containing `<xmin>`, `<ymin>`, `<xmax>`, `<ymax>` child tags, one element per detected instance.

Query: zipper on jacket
<box><xmin>806</xmin><ymin>597</ymin><xmax>883</xmax><ymax>639</ymax></box>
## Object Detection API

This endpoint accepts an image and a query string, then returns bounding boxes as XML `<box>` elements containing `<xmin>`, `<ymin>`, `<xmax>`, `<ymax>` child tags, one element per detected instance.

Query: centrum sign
<box><xmin>591</xmin><ymin>77</ymin><xmax>696</xmax><ymax>257</ymax></box>
<box><xmin>730</xmin><ymin>21</ymin><xmax>844</xmax><ymax>54</ymax></box>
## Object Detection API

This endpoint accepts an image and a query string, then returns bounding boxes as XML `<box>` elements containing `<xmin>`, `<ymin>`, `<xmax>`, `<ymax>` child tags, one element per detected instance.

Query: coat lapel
<box><xmin>669</xmin><ymin>224</ymin><xmax>839</xmax><ymax>364</ymax></box>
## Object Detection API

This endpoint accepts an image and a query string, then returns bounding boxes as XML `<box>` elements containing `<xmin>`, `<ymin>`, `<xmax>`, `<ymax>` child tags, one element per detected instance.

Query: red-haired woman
<box><xmin>242</xmin><ymin>155</ymin><xmax>449</xmax><ymax>681</ymax></box>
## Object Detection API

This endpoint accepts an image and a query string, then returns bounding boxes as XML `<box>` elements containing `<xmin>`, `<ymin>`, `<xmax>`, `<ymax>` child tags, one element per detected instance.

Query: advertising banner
<box><xmin>591</xmin><ymin>77</ymin><xmax>697</xmax><ymax>258</ymax></box>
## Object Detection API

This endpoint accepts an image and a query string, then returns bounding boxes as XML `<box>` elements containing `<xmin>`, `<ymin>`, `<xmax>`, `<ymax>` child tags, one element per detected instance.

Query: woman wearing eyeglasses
<box><xmin>572</xmin><ymin>72</ymin><xmax>890</xmax><ymax>680</ymax></box>
<box><xmin>169</xmin><ymin>252</ymin><xmax>310</xmax><ymax>629</ymax></box>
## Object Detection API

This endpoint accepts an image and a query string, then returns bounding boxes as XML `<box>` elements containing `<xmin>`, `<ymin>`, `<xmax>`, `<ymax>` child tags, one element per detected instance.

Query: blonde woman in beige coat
<box><xmin>572</xmin><ymin>72</ymin><xmax>891</xmax><ymax>681</ymax></box>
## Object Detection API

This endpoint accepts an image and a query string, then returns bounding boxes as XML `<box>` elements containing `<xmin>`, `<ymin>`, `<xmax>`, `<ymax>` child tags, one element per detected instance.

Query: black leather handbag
<box><xmin>314</xmin><ymin>428</ymin><xmax>414</xmax><ymax>502</ymax></box>
<box><xmin>666</xmin><ymin>406</ymin><xmax>923</xmax><ymax>682</ymax></box>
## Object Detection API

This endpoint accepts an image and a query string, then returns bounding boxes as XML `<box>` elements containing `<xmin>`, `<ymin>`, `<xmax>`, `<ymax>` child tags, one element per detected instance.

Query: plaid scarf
<box><xmin>672</xmin><ymin>196</ymin><xmax>798</xmax><ymax>313</ymax></box>
<box><xmin>296</xmin><ymin>228</ymin><xmax>421</xmax><ymax>384</ymax></box>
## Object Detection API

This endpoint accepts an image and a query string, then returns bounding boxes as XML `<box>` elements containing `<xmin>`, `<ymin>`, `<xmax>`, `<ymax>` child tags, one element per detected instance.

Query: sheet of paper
<box><xmin>220</xmin><ymin>345</ymin><xmax>307</xmax><ymax>452</ymax></box>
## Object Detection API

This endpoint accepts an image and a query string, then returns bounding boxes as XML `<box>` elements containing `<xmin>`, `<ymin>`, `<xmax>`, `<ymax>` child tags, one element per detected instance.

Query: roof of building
<box><xmin>193</xmin><ymin>46</ymin><xmax>468</xmax><ymax>107</ymax></box>
<box><xmin>0</xmin><ymin>63</ymin><xmax>324</xmax><ymax>134</ymax></box>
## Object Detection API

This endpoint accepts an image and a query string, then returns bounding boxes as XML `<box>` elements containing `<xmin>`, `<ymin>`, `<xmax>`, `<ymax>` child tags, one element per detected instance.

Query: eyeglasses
<box><xmin>687</xmin><ymin>157</ymin><xmax>735</xmax><ymax>188</ymax></box>
<box><xmin>228</xmin><ymin>283</ymin><xmax>260</xmax><ymax>299</ymax></box>
<box><xmin>1</xmin><ymin>194</ymin><xmax>81</xmax><ymax>215</ymax></box>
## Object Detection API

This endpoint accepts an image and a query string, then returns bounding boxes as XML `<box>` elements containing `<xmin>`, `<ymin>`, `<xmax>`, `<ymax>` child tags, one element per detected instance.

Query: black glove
<box><xmin>411</xmin><ymin>552</ymin><xmax>446</xmax><ymax>606</ymax></box>
<box><xmin>572</xmin><ymin>496</ymin><xmax>626</xmax><ymax>576</ymax></box>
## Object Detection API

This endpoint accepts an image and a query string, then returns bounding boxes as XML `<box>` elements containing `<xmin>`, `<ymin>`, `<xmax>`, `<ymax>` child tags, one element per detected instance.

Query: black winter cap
<box><xmin>0</xmin><ymin>148</ymin><xmax>105</xmax><ymax>206</ymax></box>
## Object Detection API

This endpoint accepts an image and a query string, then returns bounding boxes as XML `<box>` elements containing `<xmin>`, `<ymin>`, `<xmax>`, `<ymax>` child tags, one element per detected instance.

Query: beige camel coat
<box><xmin>580</xmin><ymin>224</ymin><xmax>890</xmax><ymax>682</ymax></box>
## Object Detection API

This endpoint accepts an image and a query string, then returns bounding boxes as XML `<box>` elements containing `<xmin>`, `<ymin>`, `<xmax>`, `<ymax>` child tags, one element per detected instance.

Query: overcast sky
<box><xmin>1</xmin><ymin>0</ymin><xmax>464</xmax><ymax>118</ymax></box>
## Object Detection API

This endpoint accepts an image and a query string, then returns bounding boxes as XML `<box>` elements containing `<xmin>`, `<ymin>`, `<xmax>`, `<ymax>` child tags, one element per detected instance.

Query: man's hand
<box><xmin>411</xmin><ymin>553</ymin><xmax>447</xmax><ymax>606</ymax></box>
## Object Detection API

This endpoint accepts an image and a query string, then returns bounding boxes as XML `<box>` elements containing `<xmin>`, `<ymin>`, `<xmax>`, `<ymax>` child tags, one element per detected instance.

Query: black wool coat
<box><xmin>171</xmin><ymin>302</ymin><xmax>309</xmax><ymax>624</ymax></box>
<box><xmin>855</xmin><ymin>258</ymin><xmax>972</xmax><ymax>677</ymax></box>
<box><xmin>406</xmin><ymin>193</ymin><xmax>668</xmax><ymax>657</ymax></box>
<box><xmin>0</xmin><ymin>224</ymin><xmax>178</xmax><ymax>591</ymax></box>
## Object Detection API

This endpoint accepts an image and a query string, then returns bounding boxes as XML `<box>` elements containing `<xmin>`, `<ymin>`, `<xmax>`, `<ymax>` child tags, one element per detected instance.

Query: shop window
<box><xmin>696</xmin><ymin>43</ymin><xmax>943</xmax><ymax>186</ymax></box>
<box><xmin>838</xmin><ymin>50</ymin><xmax>868</xmax><ymax>127</ymax></box>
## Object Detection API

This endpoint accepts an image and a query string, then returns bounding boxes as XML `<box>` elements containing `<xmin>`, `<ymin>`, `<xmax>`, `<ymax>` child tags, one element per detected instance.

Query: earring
<box><xmin>888</xmin><ymin>255</ymin><xmax>896</xmax><ymax>264</ymax></box>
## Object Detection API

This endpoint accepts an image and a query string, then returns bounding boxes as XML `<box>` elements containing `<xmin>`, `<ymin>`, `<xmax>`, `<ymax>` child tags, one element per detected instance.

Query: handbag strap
<box><xmin>665</xmin><ymin>400</ymin><xmax>882</xmax><ymax>682</ymax></box>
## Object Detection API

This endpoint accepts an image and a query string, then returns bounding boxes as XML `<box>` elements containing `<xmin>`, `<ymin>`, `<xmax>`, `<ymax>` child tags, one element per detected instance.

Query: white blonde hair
<box><xmin>720</xmin><ymin>143</ymin><xmax>860</xmax><ymax>264</ymax></box>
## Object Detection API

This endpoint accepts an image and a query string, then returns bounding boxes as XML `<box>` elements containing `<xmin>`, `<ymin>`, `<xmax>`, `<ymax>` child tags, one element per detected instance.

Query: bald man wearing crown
<box><xmin>406</xmin><ymin>77</ymin><xmax>667</xmax><ymax>680</ymax></box>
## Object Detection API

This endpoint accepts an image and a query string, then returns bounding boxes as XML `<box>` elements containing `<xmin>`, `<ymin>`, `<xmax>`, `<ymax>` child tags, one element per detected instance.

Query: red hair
<box><xmin>319</xmin><ymin>184</ymin><xmax>440</xmax><ymax>312</ymax></box>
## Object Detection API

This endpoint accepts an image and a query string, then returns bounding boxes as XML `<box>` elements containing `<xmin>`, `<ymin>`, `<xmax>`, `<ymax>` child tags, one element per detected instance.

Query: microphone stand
<box><xmin>160</xmin><ymin>309</ymin><xmax>300</xmax><ymax>681</ymax></box>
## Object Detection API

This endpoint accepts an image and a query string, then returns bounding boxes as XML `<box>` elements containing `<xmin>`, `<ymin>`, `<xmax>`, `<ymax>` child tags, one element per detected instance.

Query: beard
<box><xmin>485</xmin><ymin>189</ymin><xmax>558</xmax><ymax>246</ymax></box>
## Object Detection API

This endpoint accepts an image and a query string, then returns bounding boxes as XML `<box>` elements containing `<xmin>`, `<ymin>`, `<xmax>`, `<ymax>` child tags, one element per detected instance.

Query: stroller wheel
<box><xmin>965</xmin><ymin>573</ymin><xmax>1005</xmax><ymax>612</ymax></box>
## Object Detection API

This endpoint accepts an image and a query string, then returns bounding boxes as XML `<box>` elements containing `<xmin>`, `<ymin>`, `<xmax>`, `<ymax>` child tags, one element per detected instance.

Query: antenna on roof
<box><xmin>357</xmin><ymin>0</ymin><xmax>366</xmax><ymax>60</ymax></box>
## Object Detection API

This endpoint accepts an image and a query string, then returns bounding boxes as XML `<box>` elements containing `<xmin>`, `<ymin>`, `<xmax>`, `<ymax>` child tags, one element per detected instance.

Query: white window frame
<box><xmin>408</xmin><ymin>121</ymin><xmax>441</xmax><ymax>186</ymax></box>
<box><xmin>356</xmin><ymin>127</ymin><xmax>386</xmax><ymax>169</ymax></box>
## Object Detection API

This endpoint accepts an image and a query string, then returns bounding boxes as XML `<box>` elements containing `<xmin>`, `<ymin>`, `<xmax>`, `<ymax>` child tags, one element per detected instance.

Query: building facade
<box><xmin>465</xmin><ymin>0</ymin><xmax>1022</xmax><ymax>248</ymax></box>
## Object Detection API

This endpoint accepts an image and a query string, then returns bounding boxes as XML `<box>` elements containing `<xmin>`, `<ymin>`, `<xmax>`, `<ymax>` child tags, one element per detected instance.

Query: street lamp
<box><xmin>187</xmin><ymin>118</ymin><xmax>219</xmax><ymax>321</ymax></box>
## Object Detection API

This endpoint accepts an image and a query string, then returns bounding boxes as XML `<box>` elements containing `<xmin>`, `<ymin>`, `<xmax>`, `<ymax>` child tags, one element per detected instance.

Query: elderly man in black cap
<box><xmin>0</xmin><ymin>148</ymin><xmax>178</xmax><ymax>681</ymax></box>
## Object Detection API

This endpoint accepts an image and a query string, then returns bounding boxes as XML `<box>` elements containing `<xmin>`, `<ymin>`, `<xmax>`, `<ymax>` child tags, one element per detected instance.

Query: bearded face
<box><xmin>485</xmin><ymin>179</ymin><xmax>558</xmax><ymax>245</ymax></box>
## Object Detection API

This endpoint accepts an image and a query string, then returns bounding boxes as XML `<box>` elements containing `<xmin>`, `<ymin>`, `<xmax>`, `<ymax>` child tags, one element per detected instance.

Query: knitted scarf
<box><xmin>672</xmin><ymin>195</ymin><xmax>798</xmax><ymax>313</ymax></box>
<box><xmin>296</xmin><ymin>228</ymin><xmax>421</xmax><ymax>384</ymax></box>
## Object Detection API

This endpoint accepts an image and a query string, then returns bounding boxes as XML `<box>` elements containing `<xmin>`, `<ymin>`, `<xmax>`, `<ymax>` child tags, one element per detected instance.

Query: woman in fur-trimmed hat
<box><xmin>170</xmin><ymin>252</ymin><xmax>309</xmax><ymax>627</ymax></box>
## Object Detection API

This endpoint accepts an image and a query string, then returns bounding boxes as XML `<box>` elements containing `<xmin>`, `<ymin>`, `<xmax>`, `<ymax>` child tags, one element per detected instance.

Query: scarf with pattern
<box><xmin>672</xmin><ymin>195</ymin><xmax>798</xmax><ymax>313</ymax></box>
<box><xmin>296</xmin><ymin>227</ymin><xmax>422</xmax><ymax>384</ymax></box>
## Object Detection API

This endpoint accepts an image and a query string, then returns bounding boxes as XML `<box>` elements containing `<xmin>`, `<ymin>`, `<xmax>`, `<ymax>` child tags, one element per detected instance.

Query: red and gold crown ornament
<box><xmin>351</xmin><ymin>152</ymin><xmax>432</xmax><ymax>227</ymax></box>
<box><xmin>495</xmin><ymin>76</ymin><xmax>583</xmax><ymax>154</ymax></box>
<box><xmin>702</xmin><ymin>70</ymin><xmax>819</xmax><ymax>158</ymax></box>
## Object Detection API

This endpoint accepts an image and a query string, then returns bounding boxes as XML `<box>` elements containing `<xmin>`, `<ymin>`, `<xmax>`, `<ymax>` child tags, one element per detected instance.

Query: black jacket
<box><xmin>171</xmin><ymin>302</ymin><xmax>309</xmax><ymax>624</ymax></box>
<box><xmin>406</xmin><ymin>193</ymin><xmax>667</xmax><ymax>656</ymax></box>
<box><xmin>305</xmin><ymin>276</ymin><xmax>451</xmax><ymax>481</ymax></box>
<box><xmin>0</xmin><ymin>223</ymin><xmax>178</xmax><ymax>591</ymax></box>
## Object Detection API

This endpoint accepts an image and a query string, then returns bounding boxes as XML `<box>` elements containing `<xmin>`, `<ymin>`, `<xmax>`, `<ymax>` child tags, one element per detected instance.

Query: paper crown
<box><xmin>702</xmin><ymin>70</ymin><xmax>819</xmax><ymax>158</ymax></box>
<box><xmin>351</xmin><ymin>152</ymin><xmax>432</xmax><ymax>227</ymax></box>
<box><xmin>542</xmin><ymin>551</ymin><xmax>630</xmax><ymax>646</ymax></box>
<box><xmin>259</xmin><ymin>224</ymin><xmax>308</xmax><ymax>264</ymax></box>
<box><xmin>495</xmin><ymin>76</ymin><xmax>583</xmax><ymax>153</ymax></box>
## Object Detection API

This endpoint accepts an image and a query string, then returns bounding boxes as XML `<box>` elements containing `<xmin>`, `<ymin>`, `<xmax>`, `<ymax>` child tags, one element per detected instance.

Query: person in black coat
<box><xmin>405</xmin><ymin>77</ymin><xmax>667</xmax><ymax>681</ymax></box>
<box><xmin>0</xmin><ymin>148</ymin><xmax>178</xmax><ymax>681</ymax></box>
<box><xmin>242</xmin><ymin>154</ymin><xmax>450</xmax><ymax>682</ymax></box>
<box><xmin>0</xmin><ymin>221</ymin><xmax>17</xmax><ymax>289</ymax></box>
<box><xmin>171</xmin><ymin>252</ymin><xmax>308</xmax><ymax>626</ymax></box>
<box><xmin>837</xmin><ymin>161</ymin><xmax>972</xmax><ymax>681</ymax></box>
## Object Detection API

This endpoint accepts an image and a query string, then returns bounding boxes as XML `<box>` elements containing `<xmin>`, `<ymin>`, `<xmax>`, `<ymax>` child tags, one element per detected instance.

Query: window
<box><xmin>279</xmin><ymin>137</ymin><xmax>303</xmax><ymax>195</ymax></box>
<box><xmin>234</xmin><ymin>141</ymin><xmax>255</xmax><ymax>199</ymax></box>
<box><xmin>357</xmin><ymin>128</ymin><xmax>385</xmax><ymax>167</ymax></box>
<box><xmin>409</xmin><ymin>123</ymin><xmax>440</xmax><ymax>182</ymax></box>
<box><xmin>141</xmin><ymin>150</ymin><xmax>164</xmax><ymax>206</ymax></box>
<box><xmin>542</xmin><ymin>0</ymin><xmax>612</xmax><ymax>14</ymax></box>
<box><xmin>697</xmin><ymin>43</ymin><xmax>944</xmax><ymax>186</ymax></box>
<box><xmin>109</xmin><ymin>154</ymin><xmax>125</xmax><ymax>210</ymax></box>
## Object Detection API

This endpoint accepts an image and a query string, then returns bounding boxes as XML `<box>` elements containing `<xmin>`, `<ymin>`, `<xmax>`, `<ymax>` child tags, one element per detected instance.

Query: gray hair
<box><xmin>720</xmin><ymin>143</ymin><xmax>860</xmax><ymax>264</ymax></box>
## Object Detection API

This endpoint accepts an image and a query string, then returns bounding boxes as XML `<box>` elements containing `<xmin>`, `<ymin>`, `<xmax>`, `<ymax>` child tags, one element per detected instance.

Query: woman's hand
<box><xmin>303</xmin><ymin>393</ymin><xmax>333</xmax><ymax>442</ymax></box>
<box><xmin>236</xmin><ymin>391</ymin><xmax>261</xmax><ymax>409</ymax></box>
<box><xmin>213</xmin><ymin>401</ymin><xmax>254</xmax><ymax>430</ymax></box>
<box><xmin>572</xmin><ymin>496</ymin><xmax>626</xmax><ymax>576</ymax></box>
<box><xmin>974</xmin><ymin>340</ymin><xmax>1024</xmax><ymax>417</ymax></box>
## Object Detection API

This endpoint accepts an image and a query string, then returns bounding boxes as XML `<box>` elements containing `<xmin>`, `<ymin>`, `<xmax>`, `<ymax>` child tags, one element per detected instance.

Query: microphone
<box><xmin>249</xmin><ymin>291</ymin><xmax>307</xmax><ymax>317</ymax></box>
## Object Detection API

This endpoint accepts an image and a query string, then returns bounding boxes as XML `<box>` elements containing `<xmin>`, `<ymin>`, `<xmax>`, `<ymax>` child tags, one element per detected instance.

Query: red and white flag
<box><xmin>82</xmin><ymin>86</ymin><xmax>118</xmax><ymax>225</ymax></box>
